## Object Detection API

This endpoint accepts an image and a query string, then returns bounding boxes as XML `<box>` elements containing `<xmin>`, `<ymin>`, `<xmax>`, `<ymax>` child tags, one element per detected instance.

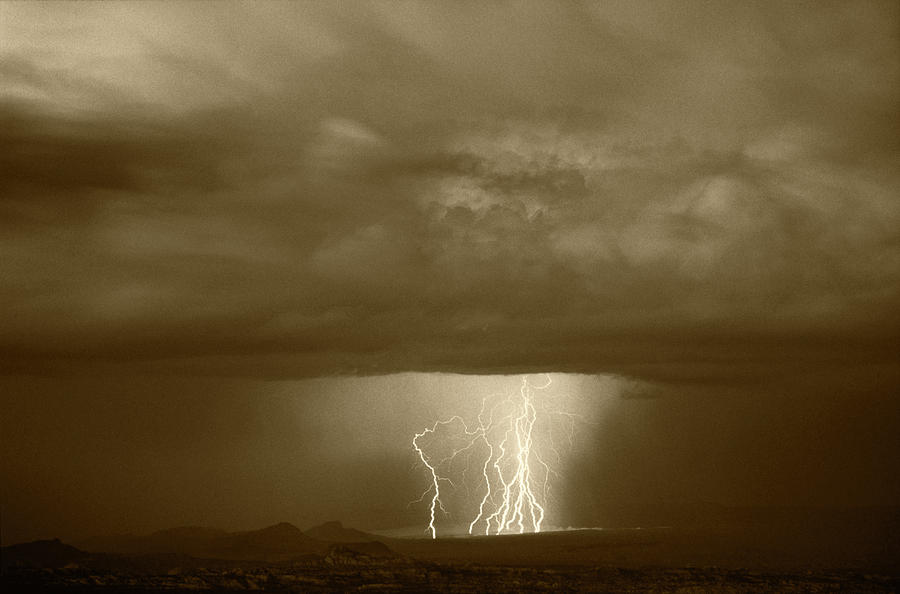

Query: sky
<box><xmin>1</xmin><ymin>1</ymin><xmax>899</xmax><ymax>545</ymax></box>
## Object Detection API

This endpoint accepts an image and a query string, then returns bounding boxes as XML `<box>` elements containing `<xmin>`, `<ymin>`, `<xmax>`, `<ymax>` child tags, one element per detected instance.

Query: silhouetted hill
<box><xmin>1</xmin><ymin>538</ymin><xmax>88</xmax><ymax>569</ymax></box>
<box><xmin>77</xmin><ymin>522</ymin><xmax>329</xmax><ymax>563</ymax></box>
<box><xmin>304</xmin><ymin>520</ymin><xmax>376</xmax><ymax>543</ymax></box>
<box><xmin>71</xmin><ymin>520</ymin><xmax>403</xmax><ymax>566</ymax></box>
<box><xmin>207</xmin><ymin>522</ymin><xmax>327</xmax><ymax>561</ymax></box>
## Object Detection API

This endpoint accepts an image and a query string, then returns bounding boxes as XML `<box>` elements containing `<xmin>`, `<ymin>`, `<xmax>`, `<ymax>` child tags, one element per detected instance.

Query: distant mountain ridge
<box><xmin>304</xmin><ymin>520</ymin><xmax>377</xmax><ymax>543</ymax></box>
<box><xmin>1</xmin><ymin>538</ymin><xmax>88</xmax><ymax>569</ymax></box>
<box><xmin>205</xmin><ymin>522</ymin><xmax>326</xmax><ymax>562</ymax></box>
<box><xmin>73</xmin><ymin>521</ymin><xmax>389</xmax><ymax>563</ymax></box>
<box><xmin>6</xmin><ymin>509</ymin><xmax>900</xmax><ymax>573</ymax></box>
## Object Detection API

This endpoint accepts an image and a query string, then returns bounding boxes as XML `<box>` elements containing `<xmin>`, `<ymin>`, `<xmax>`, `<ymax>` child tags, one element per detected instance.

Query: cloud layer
<box><xmin>2</xmin><ymin>1</ymin><xmax>898</xmax><ymax>380</ymax></box>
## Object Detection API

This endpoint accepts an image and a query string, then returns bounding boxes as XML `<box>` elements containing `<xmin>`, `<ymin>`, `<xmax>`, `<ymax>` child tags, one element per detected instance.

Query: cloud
<box><xmin>0</xmin><ymin>1</ymin><xmax>898</xmax><ymax>381</ymax></box>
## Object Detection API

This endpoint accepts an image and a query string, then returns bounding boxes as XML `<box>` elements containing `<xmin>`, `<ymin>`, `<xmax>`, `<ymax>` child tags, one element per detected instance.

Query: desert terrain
<box><xmin>3</xmin><ymin>508</ymin><xmax>898</xmax><ymax>592</ymax></box>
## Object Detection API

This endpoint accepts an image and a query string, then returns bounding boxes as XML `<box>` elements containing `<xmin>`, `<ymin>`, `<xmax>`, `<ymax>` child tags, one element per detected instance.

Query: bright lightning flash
<box><xmin>412</xmin><ymin>374</ymin><xmax>578</xmax><ymax>539</ymax></box>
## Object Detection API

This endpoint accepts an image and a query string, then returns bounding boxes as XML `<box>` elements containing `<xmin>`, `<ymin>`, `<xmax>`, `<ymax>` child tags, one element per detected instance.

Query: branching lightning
<box><xmin>412</xmin><ymin>374</ymin><xmax>578</xmax><ymax>539</ymax></box>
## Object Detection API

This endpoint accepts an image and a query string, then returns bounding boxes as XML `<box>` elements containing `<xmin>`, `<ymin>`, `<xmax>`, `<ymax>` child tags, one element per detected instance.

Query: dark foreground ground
<box><xmin>4</xmin><ymin>563</ymin><xmax>900</xmax><ymax>593</ymax></box>
<box><xmin>4</xmin><ymin>512</ymin><xmax>898</xmax><ymax>592</ymax></box>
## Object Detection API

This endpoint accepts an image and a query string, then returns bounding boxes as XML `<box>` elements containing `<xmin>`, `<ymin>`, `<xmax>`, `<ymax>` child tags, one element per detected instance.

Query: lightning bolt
<box><xmin>412</xmin><ymin>374</ymin><xmax>577</xmax><ymax>539</ymax></box>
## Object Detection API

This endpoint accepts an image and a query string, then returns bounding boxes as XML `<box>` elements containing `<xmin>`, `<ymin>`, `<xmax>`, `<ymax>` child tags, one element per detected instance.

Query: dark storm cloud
<box><xmin>1</xmin><ymin>1</ymin><xmax>898</xmax><ymax>381</ymax></box>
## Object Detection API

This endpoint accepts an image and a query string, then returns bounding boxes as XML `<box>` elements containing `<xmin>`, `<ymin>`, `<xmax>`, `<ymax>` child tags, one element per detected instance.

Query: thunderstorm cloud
<box><xmin>1</xmin><ymin>1</ymin><xmax>898</xmax><ymax>383</ymax></box>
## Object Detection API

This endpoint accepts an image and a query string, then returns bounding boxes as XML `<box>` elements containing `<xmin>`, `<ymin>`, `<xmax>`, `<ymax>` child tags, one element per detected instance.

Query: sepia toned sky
<box><xmin>1</xmin><ymin>1</ymin><xmax>899</xmax><ymax>544</ymax></box>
